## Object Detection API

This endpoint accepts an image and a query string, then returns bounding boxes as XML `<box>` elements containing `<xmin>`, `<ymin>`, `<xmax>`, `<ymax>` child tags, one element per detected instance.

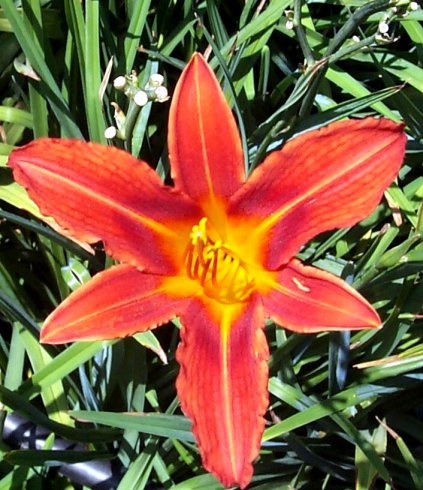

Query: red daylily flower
<box><xmin>9</xmin><ymin>53</ymin><xmax>406</xmax><ymax>488</ymax></box>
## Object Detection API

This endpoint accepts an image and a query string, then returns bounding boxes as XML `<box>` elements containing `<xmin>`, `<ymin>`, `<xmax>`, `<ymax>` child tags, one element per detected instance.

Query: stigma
<box><xmin>185</xmin><ymin>218</ymin><xmax>255</xmax><ymax>304</ymax></box>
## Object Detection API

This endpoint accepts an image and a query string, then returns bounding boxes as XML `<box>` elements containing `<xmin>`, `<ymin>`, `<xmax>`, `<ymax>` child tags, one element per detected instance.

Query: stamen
<box><xmin>211</xmin><ymin>246</ymin><xmax>219</xmax><ymax>287</ymax></box>
<box><xmin>196</xmin><ymin>239</ymin><xmax>206</xmax><ymax>267</ymax></box>
<box><xmin>185</xmin><ymin>218</ymin><xmax>254</xmax><ymax>304</ymax></box>
<box><xmin>200</xmin><ymin>258</ymin><xmax>212</xmax><ymax>285</ymax></box>
<box><xmin>193</xmin><ymin>256</ymin><xmax>200</xmax><ymax>278</ymax></box>
<box><xmin>186</xmin><ymin>247</ymin><xmax>194</xmax><ymax>279</ymax></box>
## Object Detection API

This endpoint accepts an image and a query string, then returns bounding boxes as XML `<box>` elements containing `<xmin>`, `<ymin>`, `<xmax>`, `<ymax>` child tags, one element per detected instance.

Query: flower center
<box><xmin>185</xmin><ymin>218</ymin><xmax>255</xmax><ymax>304</ymax></box>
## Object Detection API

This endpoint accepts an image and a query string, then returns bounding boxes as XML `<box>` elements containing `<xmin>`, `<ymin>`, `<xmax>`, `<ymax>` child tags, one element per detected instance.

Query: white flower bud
<box><xmin>410</xmin><ymin>2</ymin><xmax>418</xmax><ymax>11</ymax></box>
<box><xmin>155</xmin><ymin>86</ymin><xmax>169</xmax><ymax>102</ymax></box>
<box><xmin>378</xmin><ymin>21</ymin><xmax>389</xmax><ymax>34</ymax></box>
<box><xmin>352</xmin><ymin>35</ymin><xmax>360</xmax><ymax>43</ymax></box>
<box><xmin>286</xmin><ymin>20</ymin><xmax>294</xmax><ymax>30</ymax></box>
<box><xmin>113</xmin><ymin>76</ymin><xmax>126</xmax><ymax>90</ymax></box>
<box><xmin>134</xmin><ymin>90</ymin><xmax>148</xmax><ymax>107</ymax></box>
<box><xmin>149</xmin><ymin>73</ymin><xmax>164</xmax><ymax>87</ymax></box>
<box><xmin>104</xmin><ymin>126</ymin><xmax>117</xmax><ymax>139</ymax></box>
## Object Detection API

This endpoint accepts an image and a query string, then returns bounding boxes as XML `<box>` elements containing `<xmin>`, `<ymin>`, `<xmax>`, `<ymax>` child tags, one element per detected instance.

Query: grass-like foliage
<box><xmin>0</xmin><ymin>1</ymin><xmax>422</xmax><ymax>489</ymax></box>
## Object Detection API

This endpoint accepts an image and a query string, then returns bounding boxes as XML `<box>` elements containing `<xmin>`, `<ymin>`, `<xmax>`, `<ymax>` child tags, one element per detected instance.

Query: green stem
<box><xmin>328</xmin><ymin>35</ymin><xmax>377</xmax><ymax>64</ymax></box>
<box><xmin>294</xmin><ymin>0</ymin><xmax>315</xmax><ymax>66</ymax></box>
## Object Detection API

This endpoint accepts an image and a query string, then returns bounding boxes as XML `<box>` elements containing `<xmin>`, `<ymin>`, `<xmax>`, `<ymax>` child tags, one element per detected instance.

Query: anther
<box><xmin>185</xmin><ymin>218</ymin><xmax>254</xmax><ymax>303</ymax></box>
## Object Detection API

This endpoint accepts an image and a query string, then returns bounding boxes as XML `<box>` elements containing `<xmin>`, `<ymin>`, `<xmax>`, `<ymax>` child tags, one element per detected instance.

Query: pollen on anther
<box><xmin>185</xmin><ymin>217</ymin><xmax>255</xmax><ymax>303</ymax></box>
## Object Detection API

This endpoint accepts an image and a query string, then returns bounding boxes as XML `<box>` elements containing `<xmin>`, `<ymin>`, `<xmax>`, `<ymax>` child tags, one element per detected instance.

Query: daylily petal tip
<box><xmin>262</xmin><ymin>259</ymin><xmax>384</xmax><ymax>334</ymax></box>
<box><xmin>168</xmin><ymin>51</ymin><xmax>244</xmax><ymax>201</ymax></box>
<box><xmin>190</xmin><ymin>51</ymin><xmax>205</xmax><ymax>62</ymax></box>
<box><xmin>366</xmin><ymin>317</ymin><xmax>382</xmax><ymax>331</ymax></box>
<box><xmin>375</xmin><ymin>321</ymin><xmax>384</xmax><ymax>330</ymax></box>
<box><xmin>39</xmin><ymin>324</ymin><xmax>63</xmax><ymax>345</ymax></box>
<box><xmin>38</xmin><ymin>266</ymin><xmax>192</xmax><ymax>345</ymax></box>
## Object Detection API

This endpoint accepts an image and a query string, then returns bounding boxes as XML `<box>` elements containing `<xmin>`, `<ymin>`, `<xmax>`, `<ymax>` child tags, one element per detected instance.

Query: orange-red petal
<box><xmin>168</xmin><ymin>53</ymin><xmax>245</xmax><ymax>205</ymax></box>
<box><xmin>176</xmin><ymin>294</ymin><xmax>268</xmax><ymax>489</ymax></box>
<box><xmin>41</xmin><ymin>265</ymin><xmax>190</xmax><ymax>343</ymax></box>
<box><xmin>9</xmin><ymin>139</ymin><xmax>201</xmax><ymax>274</ymax></box>
<box><xmin>261</xmin><ymin>259</ymin><xmax>380</xmax><ymax>333</ymax></box>
<box><xmin>229</xmin><ymin>118</ymin><xmax>406</xmax><ymax>269</ymax></box>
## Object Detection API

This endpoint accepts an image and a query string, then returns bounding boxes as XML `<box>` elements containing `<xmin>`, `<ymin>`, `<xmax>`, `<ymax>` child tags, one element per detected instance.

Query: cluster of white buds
<box><xmin>105</xmin><ymin>72</ymin><xmax>169</xmax><ymax>139</ymax></box>
<box><xmin>392</xmin><ymin>0</ymin><xmax>420</xmax><ymax>15</ymax></box>
<box><xmin>143</xmin><ymin>73</ymin><xmax>169</xmax><ymax>103</ymax></box>
<box><xmin>112</xmin><ymin>72</ymin><xmax>168</xmax><ymax>107</ymax></box>
<box><xmin>375</xmin><ymin>1</ymin><xmax>420</xmax><ymax>45</ymax></box>
<box><xmin>375</xmin><ymin>12</ymin><xmax>400</xmax><ymax>44</ymax></box>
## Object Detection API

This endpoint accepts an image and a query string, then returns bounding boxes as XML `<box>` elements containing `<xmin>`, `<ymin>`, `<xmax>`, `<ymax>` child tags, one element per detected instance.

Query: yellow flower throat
<box><xmin>185</xmin><ymin>217</ymin><xmax>255</xmax><ymax>304</ymax></box>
